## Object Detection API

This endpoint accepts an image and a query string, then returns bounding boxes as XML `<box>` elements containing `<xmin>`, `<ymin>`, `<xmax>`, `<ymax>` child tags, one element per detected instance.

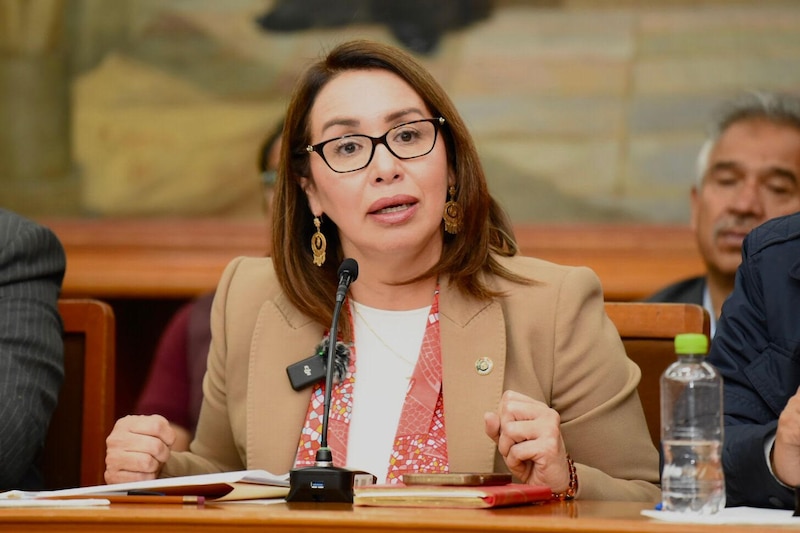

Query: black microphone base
<box><xmin>286</xmin><ymin>465</ymin><xmax>355</xmax><ymax>503</ymax></box>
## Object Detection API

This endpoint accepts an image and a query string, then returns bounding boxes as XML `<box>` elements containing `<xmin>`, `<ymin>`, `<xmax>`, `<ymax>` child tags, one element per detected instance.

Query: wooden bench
<box><xmin>43</xmin><ymin>218</ymin><xmax>703</xmax><ymax>301</ymax></box>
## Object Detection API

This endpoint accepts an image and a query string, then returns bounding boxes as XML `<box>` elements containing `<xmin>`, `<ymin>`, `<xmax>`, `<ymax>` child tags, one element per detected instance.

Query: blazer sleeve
<box><xmin>0</xmin><ymin>213</ymin><xmax>65</xmax><ymax>489</ymax></box>
<box><xmin>549</xmin><ymin>267</ymin><xmax>661</xmax><ymax>501</ymax></box>
<box><xmin>162</xmin><ymin>258</ymin><xmax>247</xmax><ymax>477</ymax></box>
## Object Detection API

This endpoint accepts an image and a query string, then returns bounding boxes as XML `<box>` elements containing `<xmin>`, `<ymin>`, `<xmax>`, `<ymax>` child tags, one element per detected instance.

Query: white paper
<box><xmin>642</xmin><ymin>506</ymin><xmax>798</xmax><ymax>525</ymax></box>
<box><xmin>0</xmin><ymin>493</ymin><xmax>109</xmax><ymax>507</ymax></box>
<box><xmin>0</xmin><ymin>469</ymin><xmax>289</xmax><ymax>500</ymax></box>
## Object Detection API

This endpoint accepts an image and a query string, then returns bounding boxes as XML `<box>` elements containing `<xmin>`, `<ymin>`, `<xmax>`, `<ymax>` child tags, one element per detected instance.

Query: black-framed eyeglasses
<box><xmin>306</xmin><ymin>117</ymin><xmax>445</xmax><ymax>173</ymax></box>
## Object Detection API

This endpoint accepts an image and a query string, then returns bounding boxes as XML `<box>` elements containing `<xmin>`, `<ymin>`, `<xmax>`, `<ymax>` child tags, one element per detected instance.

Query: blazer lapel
<box><xmin>246</xmin><ymin>292</ymin><xmax>324</xmax><ymax>474</ymax></box>
<box><xmin>439</xmin><ymin>280</ymin><xmax>506</xmax><ymax>472</ymax></box>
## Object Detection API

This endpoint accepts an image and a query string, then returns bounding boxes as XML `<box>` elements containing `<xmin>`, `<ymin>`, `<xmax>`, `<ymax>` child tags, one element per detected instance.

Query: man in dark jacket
<box><xmin>707</xmin><ymin>211</ymin><xmax>800</xmax><ymax>509</ymax></box>
<box><xmin>648</xmin><ymin>91</ymin><xmax>800</xmax><ymax>338</ymax></box>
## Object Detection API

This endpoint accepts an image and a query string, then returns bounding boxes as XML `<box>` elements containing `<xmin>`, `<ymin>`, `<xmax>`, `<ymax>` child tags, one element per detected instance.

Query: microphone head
<box><xmin>338</xmin><ymin>258</ymin><xmax>359</xmax><ymax>283</ymax></box>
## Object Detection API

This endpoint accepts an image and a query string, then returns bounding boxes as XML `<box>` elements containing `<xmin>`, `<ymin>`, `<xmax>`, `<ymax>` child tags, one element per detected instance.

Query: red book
<box><xmin>353</xmin><ymin>483</ymin><xmax>552</xmax><ymax>509</ymax></box>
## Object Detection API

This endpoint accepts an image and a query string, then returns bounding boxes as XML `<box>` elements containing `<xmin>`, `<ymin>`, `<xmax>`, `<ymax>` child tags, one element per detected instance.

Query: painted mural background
<box><xmin>3</xmin><ymin>0</ymin><xmax>800</xmax><ymax>223</ymax></box>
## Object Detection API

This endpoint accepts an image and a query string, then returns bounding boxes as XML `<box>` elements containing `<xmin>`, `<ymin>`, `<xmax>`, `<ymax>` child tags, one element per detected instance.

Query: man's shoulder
<box><xmin>0</xmin><ymin>209</ymin><xmax>65</xmax><ymax>278</ymax></box>
<box><xmin>746</xmin><ymin>212</ymin><xmax>800</xmax><ymax>256</ymax></box>
<box><xmin>645</xmin><ymin>276</ymin><xmax>706</xmax><ymax>305</ymax></box>
<box><xmin>0</xmin><ymin>208</ymin><xmax>21</xmax><ymax>225</ymax></box>
<box><xmin>0</xmin><ymin>209</ymin><xmax>30</xmax><ymax>243</ymax></box>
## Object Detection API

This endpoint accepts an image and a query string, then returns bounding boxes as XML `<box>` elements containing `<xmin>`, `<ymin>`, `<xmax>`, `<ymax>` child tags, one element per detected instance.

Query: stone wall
<box><xmin>4</xmin><ymin>0</ymin><xmax>800</xmax><ymax>222</ymax></box>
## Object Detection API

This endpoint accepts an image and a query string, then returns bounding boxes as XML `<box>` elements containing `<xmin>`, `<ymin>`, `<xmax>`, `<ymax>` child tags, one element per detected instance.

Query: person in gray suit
<box><xmin>647</xmin><ymin>91</ymin><xmax>800</xmax><ymax>337</ymax></box>
<box><xmin>0</xmin><ymin>209</ymin><xmax>66</xmax><ymax>489</ymax></box>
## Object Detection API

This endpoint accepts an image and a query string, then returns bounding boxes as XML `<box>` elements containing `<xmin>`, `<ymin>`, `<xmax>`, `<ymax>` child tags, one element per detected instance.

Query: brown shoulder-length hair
<box><xmin>272</xmin><ymin>39</ymin><xmax>527</xmax><ymax>340</ymax></box>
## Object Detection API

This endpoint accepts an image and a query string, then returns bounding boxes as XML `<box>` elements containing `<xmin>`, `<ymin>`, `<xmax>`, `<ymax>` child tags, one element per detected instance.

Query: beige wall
<box><xmin>3</xmin><ymin>0</ymin><xmax>799</xmax><ymax>223</ymax></box>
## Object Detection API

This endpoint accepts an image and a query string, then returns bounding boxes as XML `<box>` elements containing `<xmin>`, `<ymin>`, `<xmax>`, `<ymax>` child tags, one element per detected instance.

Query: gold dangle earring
<box><xmin>442</xmin><ymin>185</ymin><xmax>463</xmax><ymax>234</ymax></box>
<box><xmin>311</xmin><ymin>216</ymin><xmax>327</xmax><ymax>266</ymax></box>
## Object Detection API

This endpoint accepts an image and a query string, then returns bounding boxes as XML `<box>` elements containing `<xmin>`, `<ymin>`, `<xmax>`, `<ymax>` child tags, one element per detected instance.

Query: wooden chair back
<box><xmin>39</xmin><ymin>299</ymin><xmax>116</xmax><ymax>488</ymax></box>
<box><xmin>604</xmin><ymin>302</ymin><xmax>710</xmax><ymax>448</ymax></box>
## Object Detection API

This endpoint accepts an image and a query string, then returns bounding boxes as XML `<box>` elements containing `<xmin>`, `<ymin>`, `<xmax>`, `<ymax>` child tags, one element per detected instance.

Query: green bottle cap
<box><xmin>674</xmin><ymin>333</ymin><xmax>709</xmax><ymax>355</ymax></box>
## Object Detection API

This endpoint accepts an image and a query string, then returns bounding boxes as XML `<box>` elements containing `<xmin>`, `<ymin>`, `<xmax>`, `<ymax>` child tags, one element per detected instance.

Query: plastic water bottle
<box><xmin>660</xmin><ymin>333</ymin><xmax>725</xmax><ymax>513</ymax></box>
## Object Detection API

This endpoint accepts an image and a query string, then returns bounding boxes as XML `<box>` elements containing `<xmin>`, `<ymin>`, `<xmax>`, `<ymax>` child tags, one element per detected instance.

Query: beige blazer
<box><xmin>164</xmin><ymin>255</ymin><xmax>661</xmax><ymax>501</ymax></box>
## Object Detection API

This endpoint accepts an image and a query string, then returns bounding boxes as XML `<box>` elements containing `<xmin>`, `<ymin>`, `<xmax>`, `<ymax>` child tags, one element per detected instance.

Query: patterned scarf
<box><xmin>294</xmin><ymin>290</ymin><xmax>448</xmax><ymax>483</ymax></box>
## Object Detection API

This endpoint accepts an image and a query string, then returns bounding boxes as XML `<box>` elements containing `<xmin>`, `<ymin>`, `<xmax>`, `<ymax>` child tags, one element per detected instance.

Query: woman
<box><xmin>105</xmin><ymin>39</ymin><xmax>660</xmax><ymax>501</ymax></box>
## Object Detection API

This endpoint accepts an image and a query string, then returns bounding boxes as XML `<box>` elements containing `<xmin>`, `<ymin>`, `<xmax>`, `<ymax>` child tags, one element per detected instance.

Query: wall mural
<box><xmin>255</xmin><ymin>0</ymin><xmax>493</xmax><ymax>55</ymax></box>
<box><xmin>3</xmin><ymin>1</ymin><xmax>800</xmax><ymax>223</ymax></box>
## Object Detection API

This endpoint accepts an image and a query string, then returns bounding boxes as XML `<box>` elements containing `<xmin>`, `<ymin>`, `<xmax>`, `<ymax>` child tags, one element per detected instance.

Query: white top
<box><xmin>346</xmin><ymin>301</ymin><xmax>430</xmax><ymax>481</ymax></box>
<box><xmin>702</xmin><ymin>284</ymin><xmax>717</xmax><ymax>338</ymax></box>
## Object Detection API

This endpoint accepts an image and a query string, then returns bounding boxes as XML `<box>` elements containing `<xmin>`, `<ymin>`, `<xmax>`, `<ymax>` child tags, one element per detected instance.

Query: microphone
<box><xmin>335</xmin><ymin>257</ymin><xmax>358</xmax><ymax>303</ymax></box>
<box><xmin>287</xmin><ymin>258</ymin><xmax>370</xmax><ymax>503</ymax></box>
<box><xmin>285</xmin><ymin>259</ymin><xmax>358</xmax><ymax>391</ymax></box>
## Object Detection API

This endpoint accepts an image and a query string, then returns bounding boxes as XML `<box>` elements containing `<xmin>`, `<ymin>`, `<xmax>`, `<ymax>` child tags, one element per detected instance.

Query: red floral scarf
<box><xmin>294</xmin><ymin>290</ymin><xmax>448</xmax><ymax>483</ymax></box>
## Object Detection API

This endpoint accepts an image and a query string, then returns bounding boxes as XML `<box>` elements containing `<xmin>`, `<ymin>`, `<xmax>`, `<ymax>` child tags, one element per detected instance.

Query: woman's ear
<box><xmin>299</xmin><ymin>176</ymin><xmax>322</xmax><ymax>217</ymax></box>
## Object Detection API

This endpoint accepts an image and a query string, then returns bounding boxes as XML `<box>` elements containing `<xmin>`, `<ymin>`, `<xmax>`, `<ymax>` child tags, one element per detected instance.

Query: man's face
<box><xmin>692</xmin><ymin>118</ymin><xmax>800</xmax><ymax>277</ymax></box>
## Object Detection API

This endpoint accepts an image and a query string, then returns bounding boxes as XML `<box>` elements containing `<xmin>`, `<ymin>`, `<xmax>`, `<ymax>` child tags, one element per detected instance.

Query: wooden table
<box><xmin>0</xmin><ymin>501</ymin><xmax>782</xmax><ymax>533</ymax></box>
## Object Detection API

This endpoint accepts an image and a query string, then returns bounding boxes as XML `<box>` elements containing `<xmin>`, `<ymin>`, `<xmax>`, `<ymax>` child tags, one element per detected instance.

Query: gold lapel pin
<box><xmin>475</xmin><ymin>357</ymin><xmax>493</xmax><ymax>376</ymax></box>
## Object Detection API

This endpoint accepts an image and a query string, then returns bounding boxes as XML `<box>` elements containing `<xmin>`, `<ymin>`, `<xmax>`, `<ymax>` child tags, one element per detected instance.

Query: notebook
<box><xmin>353</xmin><ymin>482</ymin><xmax>552</xmax><ymax>509</ymax></box>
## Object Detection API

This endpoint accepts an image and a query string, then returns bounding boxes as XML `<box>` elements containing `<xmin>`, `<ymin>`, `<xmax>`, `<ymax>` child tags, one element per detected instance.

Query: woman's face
<box><xmin>300</xmin><ymin>69</ymin><xmax>452</xmax><ymax>266</ymax></box>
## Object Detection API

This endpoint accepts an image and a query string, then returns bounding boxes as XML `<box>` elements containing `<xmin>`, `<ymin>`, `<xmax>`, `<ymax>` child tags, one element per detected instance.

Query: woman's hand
<box><xmin>104</xmin><ymin>415</ymin><xmax>176</xmax><ymax>484</ymax></box>
<box><xmin>484</xmin><ymin>390</ymin><xmax>571</xmax><ymax>493</ymax></box>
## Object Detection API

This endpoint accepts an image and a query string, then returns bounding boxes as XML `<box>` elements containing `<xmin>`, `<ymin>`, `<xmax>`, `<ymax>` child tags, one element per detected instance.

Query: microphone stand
<box><xmin>286</xmin><ymin>260</ymin><xmax>359</xmax><ymax>503</ymax></box>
